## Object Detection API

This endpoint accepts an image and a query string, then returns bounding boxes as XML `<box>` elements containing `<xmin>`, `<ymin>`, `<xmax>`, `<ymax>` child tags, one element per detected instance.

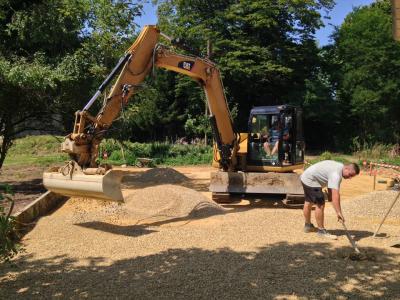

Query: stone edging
<box><xmin>14</xmin><ymin>191</ymin><xmax>68</xmax><ymax>232</ymax></box>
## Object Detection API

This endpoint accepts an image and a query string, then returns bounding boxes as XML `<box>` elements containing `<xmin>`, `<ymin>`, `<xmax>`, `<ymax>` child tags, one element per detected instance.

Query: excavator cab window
<box><xmin>247</xmin><ymin>105</ymin><xmax>304</xmax><ymax>167</ymax></box>
<box><xmin>248</xmin><ymin>113</ymin><xmax>281</xmax><ymax>165</ymax></box>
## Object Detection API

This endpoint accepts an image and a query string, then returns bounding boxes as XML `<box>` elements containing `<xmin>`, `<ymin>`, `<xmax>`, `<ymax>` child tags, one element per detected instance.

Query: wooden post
<box><xmin>373</xmin><ymin>170</ymin><xmax>377</xmax><ymax>191</ymax></box>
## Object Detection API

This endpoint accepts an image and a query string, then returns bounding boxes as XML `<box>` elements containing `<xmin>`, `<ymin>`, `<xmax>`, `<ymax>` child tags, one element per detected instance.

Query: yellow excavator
<box><xmin>43</xmin><ymin>25</ymin><xmax>305</xmax><ymax>202</ymax></box>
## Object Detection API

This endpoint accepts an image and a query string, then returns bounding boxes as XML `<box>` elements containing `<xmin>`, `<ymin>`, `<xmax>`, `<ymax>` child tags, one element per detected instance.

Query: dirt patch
<box><xmin>0</xmin><ymin>165</ymin><xmax>48</xmax><ymax>214</ymax></box>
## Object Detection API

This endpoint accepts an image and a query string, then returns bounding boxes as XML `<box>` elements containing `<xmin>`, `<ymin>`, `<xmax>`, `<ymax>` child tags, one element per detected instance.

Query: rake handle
<box><xmin>340</xmin><ymin>221</ymin><xmax>361</xmax><ymax>254</ymax></box>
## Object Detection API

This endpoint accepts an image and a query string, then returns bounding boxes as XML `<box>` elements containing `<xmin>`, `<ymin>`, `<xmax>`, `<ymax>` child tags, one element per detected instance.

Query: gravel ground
<box><xmin>342</xmin><ymin>190</ymin><xmax>400</xmax><ymax>218</ymax></box>
<box><xmin>1</xmin><ymin>168</ymin><xmax>400</xmax><ymax>299</ymax></box>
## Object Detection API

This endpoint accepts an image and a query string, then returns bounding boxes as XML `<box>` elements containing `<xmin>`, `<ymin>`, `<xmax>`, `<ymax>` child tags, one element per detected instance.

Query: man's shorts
<box><xmin>301</xmin><ymin>182</ymin><xmax>325</xmax><ymax>205</ymax></box>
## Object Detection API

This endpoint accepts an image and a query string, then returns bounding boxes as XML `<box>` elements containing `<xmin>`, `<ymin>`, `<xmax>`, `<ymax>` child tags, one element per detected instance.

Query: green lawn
<box><xmin>4</xmin><ymin>136</ymin><xmax>67</xmax><ymax>167</ymax></box>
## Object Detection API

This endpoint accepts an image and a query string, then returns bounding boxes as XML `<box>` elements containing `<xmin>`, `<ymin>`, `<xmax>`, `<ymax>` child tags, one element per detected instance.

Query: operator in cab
<box><xmin>301</xmin><ymin>160</ymin><xmax>360</xmax><ymax>239</ymax></box>
<box><xmin>263</xmin><ymin>121</ymin><xmax>290</xmax><ymax>157</ymax></box>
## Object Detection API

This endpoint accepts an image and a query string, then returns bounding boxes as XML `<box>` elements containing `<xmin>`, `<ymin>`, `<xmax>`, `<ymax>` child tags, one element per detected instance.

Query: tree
<box><xmin>155</xmin><ymin>0</ymin><xmax>335</xmax><ymax>132</ymax></box>
<box><xmin>0</xmin><ymin>184</ymin><xmax>19</xmax><ymax>263</ymax></box>
<box><xmin>0</xmin><ymin>0</ymin><xmax>144</xmax><ymax>169</ymax></box>
<box><xmin>332</xmin><ymin>0</ymin><xmax>400</xmax><ymax>147</ymax></box>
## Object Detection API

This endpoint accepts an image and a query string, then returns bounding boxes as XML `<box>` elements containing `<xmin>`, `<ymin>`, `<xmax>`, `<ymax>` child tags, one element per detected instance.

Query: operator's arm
<box><xmin>329</xmin><ymin>188</ymin><xmax>345</xmax><ymax>222</ymax></box>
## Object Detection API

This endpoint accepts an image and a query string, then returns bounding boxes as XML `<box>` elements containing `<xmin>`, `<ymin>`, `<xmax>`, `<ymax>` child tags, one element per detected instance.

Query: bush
<box><xmin>0</xmin><ymin>184</ymin><xmax>20</xmax><ymax>263</ymax></box>
<box><xmin>99</xmin><ymin>139</ymin><xmax>212</xmax><ymax>166</ymax></box>
<box><xmin>307</xmin><ymin>151</ymin><xmax>351</xmax><ymax>167</ymax></box>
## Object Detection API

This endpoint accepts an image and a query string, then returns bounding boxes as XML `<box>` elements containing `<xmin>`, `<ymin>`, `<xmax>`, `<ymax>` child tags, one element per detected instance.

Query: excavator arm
<box><xmin>44</xmin><ymin>25</ymin><xmax>238</xmax><ymax>201</ymax></box>
<box><xmin>63</xmin><ymin>25</ymin><xmax>237</xmax><ymax>171</ymax></box>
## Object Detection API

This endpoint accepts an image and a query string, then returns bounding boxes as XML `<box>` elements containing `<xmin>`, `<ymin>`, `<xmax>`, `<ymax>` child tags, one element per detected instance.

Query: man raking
<box><xmin>301</xmin><ymin>160</ymin><xmax>360</xmax><ymax>239</ymax></box>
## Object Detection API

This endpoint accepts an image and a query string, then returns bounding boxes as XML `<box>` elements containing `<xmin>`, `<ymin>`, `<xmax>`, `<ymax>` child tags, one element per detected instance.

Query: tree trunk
<box><xmin>0</xmin><ymin>136</ymin><xmax>11</xmax><ymax>170</ymax></box>
<box><xmin>0</xmin><ymin>119</ymin><xmax>13</xmax><ymax>170</ymax></box>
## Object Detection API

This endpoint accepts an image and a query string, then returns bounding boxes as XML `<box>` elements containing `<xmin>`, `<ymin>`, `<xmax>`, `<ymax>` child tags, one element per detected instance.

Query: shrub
<box><xmin>0</xmin><ymin>184</ymin><xmax>20</xmax><ymax>263</ymax></box>
<box><xmin>307</xmin><ymin>151</ymin><xmax>351</xmax><ymax>167</ymax></box>
<box><xmin>108</xmin><ymin>151</ymin><xmax>123</xmax><ymax>161</ymax></box>
<box><xmin>320</xmin><ymin>151</ymin><xmax>333</xmax><ymax>160</ymax></box>
<box><xmin>99</xmin><ymin>139</ymin><xmax>212</xmax><ymax>166</ymax></box>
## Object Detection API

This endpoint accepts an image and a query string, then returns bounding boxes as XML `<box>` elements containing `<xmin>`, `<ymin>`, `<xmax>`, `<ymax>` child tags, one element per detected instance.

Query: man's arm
<box><xmin>328</xmin><ymin>188</ymin><xmax>345</xmax><ymax>222</ymax></box>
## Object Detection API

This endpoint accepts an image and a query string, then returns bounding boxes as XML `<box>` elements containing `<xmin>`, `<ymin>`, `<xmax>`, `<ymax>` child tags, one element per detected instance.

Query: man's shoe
<box><xmin>317</xmin><ymin>229</ymin><xmax>338</xmax><ymax>240</ymax></box>
<box><xmin>304</xmin><ymin>223</ymin><xmax>318</xmax><ymax>233</ymax></box>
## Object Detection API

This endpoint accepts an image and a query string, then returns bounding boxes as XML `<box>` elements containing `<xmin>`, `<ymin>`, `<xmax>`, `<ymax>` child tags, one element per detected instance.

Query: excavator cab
<box><xmin>247</xmin><ymin>105</ymin><xmax>304</xmax><ymax>168</ymax></box>
<box><xmin>210</xmin><ymin>104</ymin><xmax>305</xmax><ymax>201</ymax></box>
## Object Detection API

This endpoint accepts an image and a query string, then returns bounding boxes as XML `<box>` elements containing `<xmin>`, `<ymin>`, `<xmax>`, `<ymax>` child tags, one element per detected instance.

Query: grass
<box><xmin>4</xmin><ymin>136</ymin><xmax>68</xmax><ymax>167</ymax></box>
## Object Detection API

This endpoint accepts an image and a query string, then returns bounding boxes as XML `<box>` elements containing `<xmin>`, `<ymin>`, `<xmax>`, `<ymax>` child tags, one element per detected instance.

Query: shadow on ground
<box><xmin>1</xmin><ymin>242</ymin><xmax>399</xmax><ymax>299</ymax></box>
<box><xmin>77</xmin><ymin>222</ymin><xmax>158</xmax><ymax>237</ymax></box>
<box><xmin>330</xmin><ymin>229</ymin><xmax>373</xmax><ymax>242</ymax></box>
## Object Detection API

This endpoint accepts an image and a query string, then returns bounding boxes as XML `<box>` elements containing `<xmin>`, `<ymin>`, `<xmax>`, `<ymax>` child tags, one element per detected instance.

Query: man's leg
<box><xmin>263</xmin><ymin>142</ymin><xmax>271</xmax><ymax>155</ymax></box>
<box><xmin>315</xmin><ymin>203</ymin><xmax>325</xmax><ymax>229</ymax></box>
<box><xmin>303</xmin><ymin>201</ymin><xmax>317</xmax><ymax>232</ymax></box>
<box><xmin>315</xmin><ymin>202</ymin><xmax>337</xmax><ymax>240</ymax></box>
<box><xmin>271</xmin><ymin>141</ymin><xmax>279</xmax><ymax>155</ymax></box>
<box><xmin>303</xmin><ymin>201</ymin><xmax>313</xmax><ymax>224</ymax></box>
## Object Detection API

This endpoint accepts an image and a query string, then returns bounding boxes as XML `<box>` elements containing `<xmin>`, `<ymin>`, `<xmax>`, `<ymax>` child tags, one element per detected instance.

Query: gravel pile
<box><xmin>122</xmin><ymin>168</ymin><xmax>189</xmax><ymax>188</ymax></box>
<box><xmin>122</xmin><ymin>184</ymin><xmax>225</xmax><ymax>220</ymax></box>
<box><xmin>53</xmin><ymin>168</ymin><xmax>224</xmax><ymax>224</ymax></box>
<box><xmin>342</xmin><ymin>190</ymin><xmax>400</xmax><ymax>218</ymax></box>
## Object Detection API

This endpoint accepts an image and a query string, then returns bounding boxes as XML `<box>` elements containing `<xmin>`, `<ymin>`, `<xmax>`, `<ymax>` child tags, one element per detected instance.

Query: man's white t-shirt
<box><xmin>301</xmin><ymin>160</ymin><xmax>343</xmax><ymax>190</ymax></box>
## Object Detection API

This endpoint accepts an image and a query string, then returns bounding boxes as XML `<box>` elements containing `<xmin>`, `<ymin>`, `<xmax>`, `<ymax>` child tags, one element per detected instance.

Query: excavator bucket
<box><xmin>43</xmin><ymin>168</ymin><xmax>125</xmax><ymax>202</ymax></box>
<box><xmin>210</xmin><ymin>171</ymin><xmax>304</xmax><ymax>203</ymax></box>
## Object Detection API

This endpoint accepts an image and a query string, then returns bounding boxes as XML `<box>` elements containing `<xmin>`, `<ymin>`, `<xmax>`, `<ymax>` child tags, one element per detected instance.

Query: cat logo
<box><xmin>178</xmin><ymin>61</ymin><xmax>195</xmax><ymax>71</ymax></box>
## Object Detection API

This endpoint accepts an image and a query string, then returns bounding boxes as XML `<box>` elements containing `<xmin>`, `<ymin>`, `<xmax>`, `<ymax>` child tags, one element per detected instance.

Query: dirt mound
<box><xmin>121</xmin><ymin>168</ymin><xmax>189</xmax><ymax>188</ymax></box>
<box><xmin>122</xmin><ymin>184</ymin><xmax>225</xmax><ymax>220</ymax></box>
<box><xmin>343</xmin><ymin>190</ymin><xmax>400</xmax><ymax>218</ymax></box>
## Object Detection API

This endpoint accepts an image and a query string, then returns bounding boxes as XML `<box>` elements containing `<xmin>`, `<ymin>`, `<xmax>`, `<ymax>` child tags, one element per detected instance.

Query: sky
<box><xmin>136</xmin><ymin>0</ymin><xmax>377</xmax><ymax>46</ymax></box>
